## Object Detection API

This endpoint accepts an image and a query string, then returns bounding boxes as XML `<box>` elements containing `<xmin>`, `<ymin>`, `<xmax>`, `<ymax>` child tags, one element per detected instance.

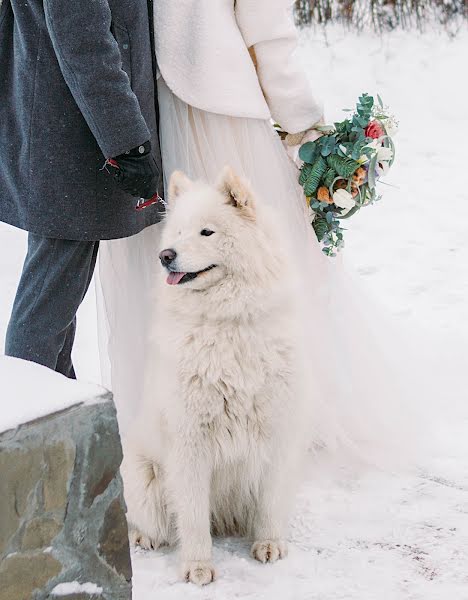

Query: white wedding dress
<box><xmin>96</xmin><ymin>77</ymin><xmax>433</xmax><ymax>464</ymax></box>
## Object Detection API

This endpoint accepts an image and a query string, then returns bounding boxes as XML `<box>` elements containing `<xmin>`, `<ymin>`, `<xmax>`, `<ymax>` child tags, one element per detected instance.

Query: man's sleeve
<box><xmin>43</xmin><ymin>0</ymin><xmax>151</xmax><ymax>158</ymax></box>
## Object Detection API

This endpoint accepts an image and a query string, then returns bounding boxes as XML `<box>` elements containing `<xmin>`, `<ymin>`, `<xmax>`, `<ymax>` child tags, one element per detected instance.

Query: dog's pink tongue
<box><xmin>166</xmin><ymin>271</ymin><xmax>186</xmax><ymax>285</ymax></box>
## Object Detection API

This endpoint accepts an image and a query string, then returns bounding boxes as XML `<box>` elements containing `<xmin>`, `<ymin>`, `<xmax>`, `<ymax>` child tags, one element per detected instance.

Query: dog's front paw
<box><xmin>251</xmin><ymin>539</ymin><xmax>288</xmax><ymax>564</ymax></box>
<box><xmin>182</xmin><ymin>560</ymin><xmax>216</xmax><ymax>586</ymax></box>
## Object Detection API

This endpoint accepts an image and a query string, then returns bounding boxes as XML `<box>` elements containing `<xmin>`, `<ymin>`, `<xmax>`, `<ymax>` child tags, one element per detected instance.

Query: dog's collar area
<box><xmin>167</xmin><ymin>264</ymin><xmax>217</xmax><ymax>285</ymax></box>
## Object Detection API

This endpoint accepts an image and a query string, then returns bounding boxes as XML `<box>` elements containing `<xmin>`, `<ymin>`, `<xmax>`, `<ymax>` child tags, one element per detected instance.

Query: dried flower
<box><xmin>383</xmin><ymin>117</ymin><xmax>399</xmax><ymax>137</ymax></box>
<box><xmin>352</xmin><ymin>167</ymin><xmax>367</xmax><ymax>186</ymax></box>
<box><xmin>317</xmin><ymin>186</ymin><xmax>333</xmax><ymax>203</ymax></box>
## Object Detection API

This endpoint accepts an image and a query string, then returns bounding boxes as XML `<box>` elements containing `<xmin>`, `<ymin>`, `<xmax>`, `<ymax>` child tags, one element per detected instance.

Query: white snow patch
<box><xmin>0</xmin><ymin>355</ymin><xmax>108</xmax><ymax>433</ymax></box>
<box><xmin>50</xmin><ymin>581</ymin><xmax>103</xmax><ymax>596</ymax></box>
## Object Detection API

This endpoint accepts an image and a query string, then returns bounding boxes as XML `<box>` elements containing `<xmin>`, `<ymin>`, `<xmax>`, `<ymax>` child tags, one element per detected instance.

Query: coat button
<box><xmin>123</xmin><ymin>43</ymin><xmax>129</xmax><ymax>50</ymax></box>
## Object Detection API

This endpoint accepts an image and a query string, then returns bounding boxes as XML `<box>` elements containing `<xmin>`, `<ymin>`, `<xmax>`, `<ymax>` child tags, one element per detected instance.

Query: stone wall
<box><xmin>0</xmin><ymin>398</ymin><xmax>132</xmax><ymax>600</ymax></box>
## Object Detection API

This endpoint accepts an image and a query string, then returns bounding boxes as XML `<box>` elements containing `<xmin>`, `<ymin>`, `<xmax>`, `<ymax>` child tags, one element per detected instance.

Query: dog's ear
<box><xmin>217</xmin><ymin>166</ymin><xmax>256</xmax><ymax>220</ymax></box>
<box><xmin>168</xmin><ymin>170</ymin><xmax>193</xmax><ymax>203</ymax></box>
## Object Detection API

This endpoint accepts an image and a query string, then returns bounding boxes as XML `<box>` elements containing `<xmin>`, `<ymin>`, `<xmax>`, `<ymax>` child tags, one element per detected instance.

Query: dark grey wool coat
<box><xmin>0</xmin><ymin>0</ymin><xmax>164</xmax><ymax>241</ymax></box>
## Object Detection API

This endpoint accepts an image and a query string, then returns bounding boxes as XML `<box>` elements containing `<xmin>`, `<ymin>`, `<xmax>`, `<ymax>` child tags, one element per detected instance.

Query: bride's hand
<box><xmin>283</xmin><ymin>120</ymin><xmax>325</xmax><ymax>169</ymax></box>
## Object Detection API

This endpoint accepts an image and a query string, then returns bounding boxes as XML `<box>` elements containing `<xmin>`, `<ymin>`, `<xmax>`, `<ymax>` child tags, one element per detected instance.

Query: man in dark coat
<box><xmin>0</xmin><ymin>0</ymin><xmax>164</xmax><ymax>377</ymax></box>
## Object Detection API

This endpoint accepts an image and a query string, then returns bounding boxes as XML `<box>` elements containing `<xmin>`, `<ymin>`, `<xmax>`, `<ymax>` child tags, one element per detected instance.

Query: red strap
<box><xmin>105</xmin><ymin>159</ymin><xmax>162</xmax><ymax>210</ymax></box>
<box><xmin>106</xmin><ymin>158</ymin><xmax>120</xmax><ymax>168</ymax></box>
<box><xmin>135</xmin><ymin>193</ymin><xmax>162</xmax><ymax>211</ymax></box>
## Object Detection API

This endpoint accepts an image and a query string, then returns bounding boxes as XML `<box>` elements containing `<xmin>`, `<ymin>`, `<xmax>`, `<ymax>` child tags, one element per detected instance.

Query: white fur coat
<box><xmin>153</xmin><ymin>0</ymin><xmax>322</xmax><ymax>134</ymax></box>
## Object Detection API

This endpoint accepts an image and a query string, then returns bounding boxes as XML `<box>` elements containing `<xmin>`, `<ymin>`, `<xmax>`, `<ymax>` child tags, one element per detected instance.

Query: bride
<box><xmin>98</xmin><ymin>0</ymin><xmax>425</xmax><ymax>563</ymax></box>
<box><xmin>98</xmin><ymin>0</ymin><xmax>332</xmax><ymax>429</ymax></box>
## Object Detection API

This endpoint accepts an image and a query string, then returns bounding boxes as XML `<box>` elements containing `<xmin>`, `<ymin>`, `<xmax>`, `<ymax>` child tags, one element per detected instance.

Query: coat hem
<box><xmin>0</xmin><ymin>212</ymin><xmax>164</xmax><ymax>242</ymax></box>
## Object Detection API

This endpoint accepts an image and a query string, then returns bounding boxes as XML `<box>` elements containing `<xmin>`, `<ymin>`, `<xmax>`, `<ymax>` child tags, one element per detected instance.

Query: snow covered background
<box><xmin>1</xmin><ymin>25</ymin><xmax>467</xmax><ymax>599</ymax></box>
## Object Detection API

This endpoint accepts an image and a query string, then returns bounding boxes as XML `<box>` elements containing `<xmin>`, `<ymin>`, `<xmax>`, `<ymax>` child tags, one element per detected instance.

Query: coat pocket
<box><xmin>111</xmin><ymin>21</ymin><xmax>132</xmax><ymax>86</ymax></box>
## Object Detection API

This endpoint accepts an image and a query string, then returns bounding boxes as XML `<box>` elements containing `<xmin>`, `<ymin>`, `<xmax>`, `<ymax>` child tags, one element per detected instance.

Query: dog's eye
<box><xmin>200</xmin><ymin>229</ymin><xmax>215</xmax><ymax>237</ymax></box>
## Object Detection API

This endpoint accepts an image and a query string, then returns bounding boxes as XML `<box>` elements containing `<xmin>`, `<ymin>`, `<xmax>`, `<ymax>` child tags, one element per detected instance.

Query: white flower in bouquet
<box><xmin>333</xmin><ymin>189</ymin><xmax>355</xmax><ymax>211</ymax></box>
<box><xmin>377</xmin><ymin>146</ymin><xmax>393</xmax><ymax>162</ymax></box>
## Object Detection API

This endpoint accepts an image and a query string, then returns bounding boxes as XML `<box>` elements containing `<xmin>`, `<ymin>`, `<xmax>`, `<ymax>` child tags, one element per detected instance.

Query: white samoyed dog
<box><xmin>121</xmin><ymin>166</ymin><xmax>311</xmax><ymax>585</ymax></box>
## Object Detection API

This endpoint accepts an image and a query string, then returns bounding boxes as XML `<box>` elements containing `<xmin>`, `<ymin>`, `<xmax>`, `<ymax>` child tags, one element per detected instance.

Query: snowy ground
<box><xmin>1</xmin><ymin>25</ymin><xmax>468</xmax><ymax>600</ymax></box>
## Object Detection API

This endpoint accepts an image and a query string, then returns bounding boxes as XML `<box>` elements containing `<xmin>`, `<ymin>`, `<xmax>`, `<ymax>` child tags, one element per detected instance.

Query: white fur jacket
<box><xmin>153</xmin><ymin>0</ymin><xmax>322</xmax><ymax>134</ymax></box>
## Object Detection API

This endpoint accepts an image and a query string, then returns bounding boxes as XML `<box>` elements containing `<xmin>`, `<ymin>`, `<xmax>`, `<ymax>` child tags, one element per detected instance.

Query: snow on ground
<box><xmin>50</xmin><ymin>581</ymin><xmax>104</xmax><ymax>596</ymax></box>
<box><xmin>1</xmin><ymin>25</ymin><xmax>467</xmax><ymax>600</ymax></box>
<box><xmin>0</xmin><ymin>355</ymin><xmax>107</xmax><ymax>433</ymax></box>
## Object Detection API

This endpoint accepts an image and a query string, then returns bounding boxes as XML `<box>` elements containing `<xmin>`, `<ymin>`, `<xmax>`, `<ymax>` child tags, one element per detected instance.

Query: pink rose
<box><xmin>365</xmin><ymin>120</ymin><xmax>385</xmax><ymax>139</ymax></box>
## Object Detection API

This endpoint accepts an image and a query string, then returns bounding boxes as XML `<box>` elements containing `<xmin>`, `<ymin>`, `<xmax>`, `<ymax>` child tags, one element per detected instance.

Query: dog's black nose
<box><xmin>159</xmin><ymin>248</ymin><xmax>177</xmax><ymax>267</ymax></box>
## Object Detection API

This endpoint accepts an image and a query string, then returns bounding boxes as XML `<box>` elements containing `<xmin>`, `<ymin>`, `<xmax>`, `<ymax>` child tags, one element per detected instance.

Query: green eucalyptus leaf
<box><xmin>326</xmin><ymin>155</ymin><xmax>360</xmax><ymax>179</ymax></box>
<box><xmin>315</xmin><ymin>125</ymin><xmax>336</xmax><ymax>134</ymax></box>
<box><xmin>385</xmin><ymin>136</ymin><xmax>396</xmax><ymax>167</ymax></box>
<box><xmin>320</xmin><ymin>136</ymin><xmax>336</xmax><ymax>157</ymax></box>
<box><xmin>367</xmin><ymin>153</ymin><xmax>378</xmax><ymax>191</ymax></box>
<box><xmin>313</xmin><ymin>216</ymin><xmax>328</xmax><ymax>242</ymax></box>
<box><xmin>303</xmin><ymin>156</ymin><xmax>328</xmax><ymax>197</ymax></box>
<box><xmin>299</xmin><ymin>163</ymin><xmax>313</xmax><ymax>186</ymax></box>
<box><xmin>298</xmin><ymin>142</ymin><xmax>317</xmax><ymax>164</ymax></box>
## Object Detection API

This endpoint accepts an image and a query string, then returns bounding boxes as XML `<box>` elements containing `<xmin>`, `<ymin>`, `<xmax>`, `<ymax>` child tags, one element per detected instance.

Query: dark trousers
<box><xmin>5</xmin><ymin>233</ymin><xmax>99</xmax><ymax>379</ymax></box>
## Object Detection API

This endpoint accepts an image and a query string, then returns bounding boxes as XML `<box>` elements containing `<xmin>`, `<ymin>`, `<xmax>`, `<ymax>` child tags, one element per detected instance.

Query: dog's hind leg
<box><xmin>121</xmin><ymin>445</ymin><xmax>174</xmax><ymax>550</ymax></box>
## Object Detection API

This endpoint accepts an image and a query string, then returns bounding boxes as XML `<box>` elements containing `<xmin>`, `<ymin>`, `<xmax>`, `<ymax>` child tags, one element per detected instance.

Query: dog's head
<box><xmin>159</xmin><ymin>166</ymin><xmax>283</xmax><ymax>293</ymax></box>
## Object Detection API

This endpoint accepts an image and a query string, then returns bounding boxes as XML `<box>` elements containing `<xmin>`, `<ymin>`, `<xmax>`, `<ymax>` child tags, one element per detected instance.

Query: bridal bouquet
<box><xmin>297</xmin><ymin>94</ymin><xmax>398</xmax><ymax>256</ymax></box>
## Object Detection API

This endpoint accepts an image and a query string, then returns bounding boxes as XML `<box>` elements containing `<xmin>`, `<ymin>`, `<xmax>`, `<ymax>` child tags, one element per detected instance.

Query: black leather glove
<box><xmin>108</xmin><ymin>141</ymin><xmax>159</xmax><ymax>199</ymax></box>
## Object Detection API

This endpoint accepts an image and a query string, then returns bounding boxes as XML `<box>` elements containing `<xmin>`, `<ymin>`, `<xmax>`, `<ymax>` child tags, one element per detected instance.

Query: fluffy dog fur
<box><xmin>121</xmin><ymin>167</ymin><xmax>310</xmax><ymax>585</ymax></box>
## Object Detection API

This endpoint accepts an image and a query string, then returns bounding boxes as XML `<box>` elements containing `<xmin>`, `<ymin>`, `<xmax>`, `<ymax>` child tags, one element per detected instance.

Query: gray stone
<box><xmin>0</xmin><ymin>446</ymin><xmax>43</xmax><ymax>556</ymax></box>
<box><xmin>50</xmin><ymin>596</ymin><xmax>102</xmax><ymax>600</ymax></box>
<box><xmin>22</xmin><ymin>517</ymin><xmax>62</xmax><ymax>551</ymax></box>
<box><xmin>0</xmin><ymin>552</ymin><xmax>63</xmax><ymax>600</ymax></box>
<box><xmin>0</xmin><ymin>396</ymin><xmax>131</xmax><ymax>600</ymax></box>
<box><xmin>81</xmin><ymin>413</ymin><xmax>123</xmax><ymax>508</ymax></box>
<box><xmin>99</xmin><ymin>499</ymin><xmax>132</xmax><ymax>581</ymax></box>
<box><xmin>43</xmin><ymin>441</ymin><xmax>76</xmax><ymax>513</ymax></box>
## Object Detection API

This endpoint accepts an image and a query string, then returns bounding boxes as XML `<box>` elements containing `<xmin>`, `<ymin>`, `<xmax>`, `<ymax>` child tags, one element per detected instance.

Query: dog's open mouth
<box><xmin>166</xmin><ymin>265</ymin><xmax>216</xmax><ymax>285</ymax></box>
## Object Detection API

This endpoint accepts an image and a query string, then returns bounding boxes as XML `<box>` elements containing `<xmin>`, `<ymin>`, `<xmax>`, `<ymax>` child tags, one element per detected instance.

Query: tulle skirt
<box><xmin>97</xmin><ymin>79</ymin><xmax>432</xmax><ymax>463</ymax></box>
